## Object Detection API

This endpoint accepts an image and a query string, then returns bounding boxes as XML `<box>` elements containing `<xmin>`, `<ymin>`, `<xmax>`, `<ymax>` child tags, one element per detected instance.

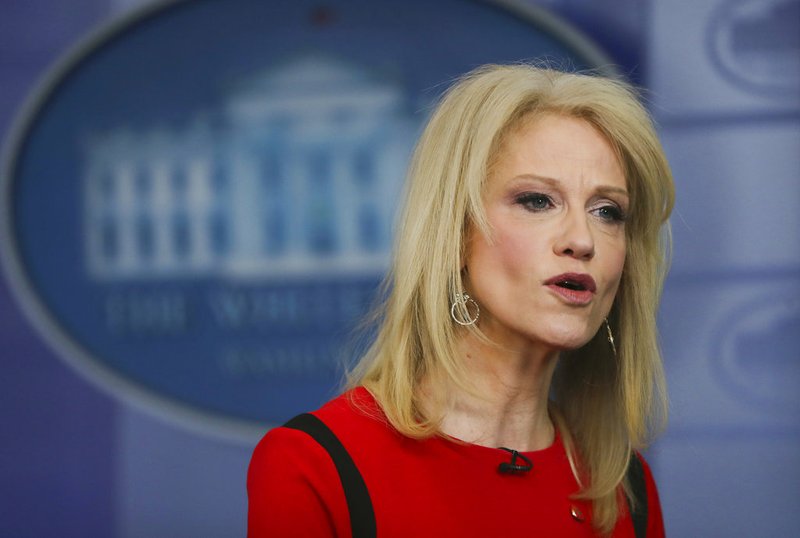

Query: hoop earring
<box><xmin>604</xmin><ymin>318</ymin><xmax>617</xmax><ymax>356</ymax></box>
<box><xmin>450</xmin><ymin>293</ymin><xmax>480</xmax><ymax>326</ymax></box>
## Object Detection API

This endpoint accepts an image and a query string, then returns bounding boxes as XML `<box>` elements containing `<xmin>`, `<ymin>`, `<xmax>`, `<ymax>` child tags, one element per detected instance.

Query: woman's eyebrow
<box><xmin>510</xmin><ymin>173</ymin><xmax>559</xmax><ymax>186</ymax></box>
<box><xmin>512</xmin><ymin>174</ymin><xmax>629</xmax><ymax>198</ymax></box>
<box><xmin>596</xmin><ymin>186</ymin><xmax>629</xmax><ymax>198</ymax></box>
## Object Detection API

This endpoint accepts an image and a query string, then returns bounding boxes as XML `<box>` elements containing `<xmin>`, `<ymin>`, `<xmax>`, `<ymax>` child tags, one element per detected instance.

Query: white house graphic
<box><xmin>83</xmin><ymin>56</ymin><xmax>416</xmax><ymax>280</ymax></box>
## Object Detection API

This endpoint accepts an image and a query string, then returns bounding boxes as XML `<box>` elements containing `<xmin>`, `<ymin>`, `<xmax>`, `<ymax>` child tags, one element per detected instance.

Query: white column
<box><xmin>284</xmin><ymin>147</ymin><xmax>309</xmax><ymax>261</ymax></box>
<box><xmin>187</xmin><ymin>158</ymin><xmax>213</xmax><ymax>269</ymax></box>
<box><xmin>227</xmin><ymin>150</ymin><xmax>263</xmax><ymax>272</ymax></box>
<box><xmin>151</xmin><ymin>161</ymin><xmax>174</xmax><ymax>271</ymax></box>
<box><xmin>115</xmin><ymin>162</ymin><xmax>138</xmax><ymax>274</ymax></box>
<box><xmin>358</xmin><ymin>144</ymin><xmax>381</xmax><ymax>253</ymax></box>
<box><xmin>260</xmin><ymin>153</ymin><xmax>278</xmax><ymax>256</ymax></box>
<box><xmin>332</xmin><ymin>144</ymin><xmax>356</xmax><ymax>260</ymax></box>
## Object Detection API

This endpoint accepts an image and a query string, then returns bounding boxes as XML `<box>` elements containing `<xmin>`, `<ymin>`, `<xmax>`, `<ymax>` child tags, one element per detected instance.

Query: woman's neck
<box><xmin>433</xmin><ymin>333</ymin><xmax>560</xmax><ymax>452</ymax></box>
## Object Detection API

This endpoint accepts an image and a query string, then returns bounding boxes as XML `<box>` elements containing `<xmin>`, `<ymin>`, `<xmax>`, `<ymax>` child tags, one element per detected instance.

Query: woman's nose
<box><xmin>553</xmin><ymin>211</ymin><xmax>595</xmax><ymax>260</ymax></box>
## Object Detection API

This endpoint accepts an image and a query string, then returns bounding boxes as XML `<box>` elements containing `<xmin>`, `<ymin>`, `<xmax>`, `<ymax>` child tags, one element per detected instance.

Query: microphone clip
<box><xmin>497</xmin><ymin>447</ymin><xmax>533</xmax><ymax>474</ymax></box>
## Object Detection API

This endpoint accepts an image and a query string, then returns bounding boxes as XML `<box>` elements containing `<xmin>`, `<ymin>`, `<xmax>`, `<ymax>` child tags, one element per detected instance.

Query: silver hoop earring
<box><xmin>450</xmin><ymin>293</ymin><xmax>480</xmax><ymax>326</ymax></box>
<box><xmin>604</xmin><ymin>318</ymin><xmax>617</xmax><ymax>356</ymax></box>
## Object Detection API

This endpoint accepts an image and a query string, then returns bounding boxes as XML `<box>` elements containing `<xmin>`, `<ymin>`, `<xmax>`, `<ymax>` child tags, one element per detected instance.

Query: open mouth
<box><xmin>556</xmin><ymin>280</ymin><xmax>587</xmax><ymax>291</ymax></box>
<box><xmin>545</xmin><ymin>273</ymin><xmax>597</xmax><ymax>294</ymax></box>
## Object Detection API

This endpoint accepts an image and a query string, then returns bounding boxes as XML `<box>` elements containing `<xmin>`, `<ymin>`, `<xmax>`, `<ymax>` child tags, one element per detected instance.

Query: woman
<box><xmin>248</xmin><ymin>63</ymin><xmax>674</xmax><ymax>537</ymax></box>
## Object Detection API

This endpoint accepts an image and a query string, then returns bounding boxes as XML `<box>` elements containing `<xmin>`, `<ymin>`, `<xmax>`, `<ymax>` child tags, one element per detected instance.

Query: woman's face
<box><xmin>464</xmin><ymin>113</ymin><xmax>628</xmax><ymax>352</ymax></box>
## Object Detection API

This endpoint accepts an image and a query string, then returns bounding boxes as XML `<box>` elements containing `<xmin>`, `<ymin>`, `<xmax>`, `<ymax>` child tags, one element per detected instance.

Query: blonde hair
<box><xmin>348</xmin><ymin>63</ymin><xmax>674</xmax><ymax>534</ymax></box>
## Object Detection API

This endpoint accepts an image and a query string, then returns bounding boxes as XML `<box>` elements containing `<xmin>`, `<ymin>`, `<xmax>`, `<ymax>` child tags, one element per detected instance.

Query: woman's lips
<box><xmin>545</xmin><ymin>285</ymin><xmax>594</xmax><ymax>305</ymax></box>
<box><xmin>544</xmin><ymin>273</ymin><xmax>596</xmax><ymax>305</ymax></box>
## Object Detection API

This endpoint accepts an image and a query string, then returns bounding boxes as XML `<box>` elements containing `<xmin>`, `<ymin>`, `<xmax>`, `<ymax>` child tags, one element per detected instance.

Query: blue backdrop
<box><xmin>1</xmin><ymin>0</ymin><xmax>797</xmax><ymax>536</ymax></box>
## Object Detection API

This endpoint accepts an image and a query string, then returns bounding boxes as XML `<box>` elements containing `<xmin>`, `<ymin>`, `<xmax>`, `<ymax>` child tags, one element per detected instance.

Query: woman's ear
<box><xmin>460</xmin><ymin>234</ymin><xmax>471</xmax><ymax>276</ymax></box>
<box><xmin>459</xmin><ymin>264</ymin><xmax>472</xmax><ymax>294</ymax></box>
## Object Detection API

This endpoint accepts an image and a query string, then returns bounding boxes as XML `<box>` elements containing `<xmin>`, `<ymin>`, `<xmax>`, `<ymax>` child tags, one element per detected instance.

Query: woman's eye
<box><xmin>593</xmin><ymin>204</ymin><xmax>626</xmax><ymax>223</ymax></box>
<box><xmin>516</xmin><ymin>193</ymin><xmax>553</xmax><ymax>211</ymax></box>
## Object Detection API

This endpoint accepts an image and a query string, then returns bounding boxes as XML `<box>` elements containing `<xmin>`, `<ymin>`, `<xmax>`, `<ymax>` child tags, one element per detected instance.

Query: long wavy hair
<box><xmin>347</xmin><ymin>63</ymin><xmax>674</xmax><ymax>534</ymax></box>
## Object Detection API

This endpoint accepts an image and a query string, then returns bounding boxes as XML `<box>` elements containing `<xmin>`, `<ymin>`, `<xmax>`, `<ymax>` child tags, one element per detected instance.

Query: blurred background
<box><xmin>1</xmin><ymin>0</ymin><xmax>797</xmax><ymax>536</ymax></box>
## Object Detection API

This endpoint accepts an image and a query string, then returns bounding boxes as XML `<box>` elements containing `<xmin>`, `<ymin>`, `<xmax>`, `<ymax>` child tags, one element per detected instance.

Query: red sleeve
<box><xmin>247</xmin><ymin>426</ymin><xmax>350</xmax><ymax>538</ymax></box>
<box><xmin>639</xmin><ymin>455</ymin><xmax>666</xmax><ymax>538</ymax></box>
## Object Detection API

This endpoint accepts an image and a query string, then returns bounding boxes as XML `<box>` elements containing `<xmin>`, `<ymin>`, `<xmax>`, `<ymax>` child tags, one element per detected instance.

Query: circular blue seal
<box><xmin>713</xmin><ymin>291</ymin><xmax>800</xmax><ymax>415</ymax></box>
<box><xmin>707</xmin><ymin>0</ymin><xmax>800</xmax><ymax>98</ymax></box>
<box><xmin>1</xmin><ymin>0</ymin><xmax>614</xmax><ymax>437</ymax></box>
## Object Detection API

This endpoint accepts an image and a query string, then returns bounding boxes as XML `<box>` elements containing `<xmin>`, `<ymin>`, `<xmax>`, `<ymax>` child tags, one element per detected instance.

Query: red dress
<box><xmin>248</xmin><ymin>387</ymin><xmax>665</xmax><ymax>537</ymax></box>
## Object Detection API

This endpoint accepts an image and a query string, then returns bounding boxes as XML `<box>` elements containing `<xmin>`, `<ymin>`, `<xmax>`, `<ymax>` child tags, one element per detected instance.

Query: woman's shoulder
<box><xmin>250</xmin><ymin>387</ymin><xmax>388</xmax><ymax>464</ymax></box>
<box><xmin>313</xmin><ymin>386</ymin><xmax>385</xmax><ymax>427</ymax></box>
<box><xmin>246</xmin><ymin>388</ymin><xmax>381</xmax><ymax>537</ymax></box>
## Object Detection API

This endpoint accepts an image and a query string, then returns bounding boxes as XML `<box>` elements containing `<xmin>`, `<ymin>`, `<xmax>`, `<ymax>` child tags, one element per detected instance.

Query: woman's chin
<box><xmin>537</xmin><ymin>326</ymin><xmax>597</xmax><ymax>352</ymax></box>
<box><xmin>474</xmin><ymin>315</ymin><xmax>600</xmax><ymax>353</ymax></box>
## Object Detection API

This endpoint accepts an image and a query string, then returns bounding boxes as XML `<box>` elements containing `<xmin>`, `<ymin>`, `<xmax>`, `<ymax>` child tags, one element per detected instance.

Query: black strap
<box><xmin>625</xmin><ymin>453</ymin><xmax>648</xmax><ymax>538</ymax></box>
<box><xmin>284</xmin><ymin>413</ymin><xmax>376</xmax><ymax>538</ymax></box>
